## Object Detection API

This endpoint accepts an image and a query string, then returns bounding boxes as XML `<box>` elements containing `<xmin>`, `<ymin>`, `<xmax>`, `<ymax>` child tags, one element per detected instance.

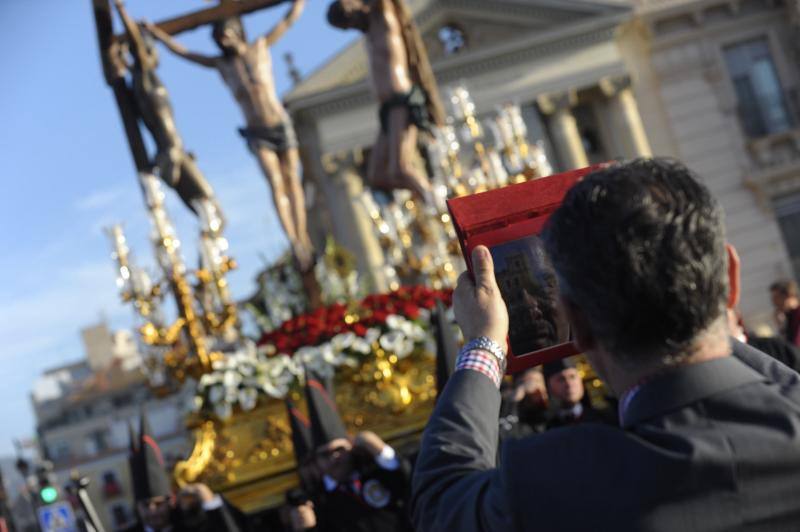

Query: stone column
<box><xmin>537</xmin><ymin>90</ymin><xmax>589</xmax><ymax>170</ymax></box>
<box><xmin>599</xmin><ymin>76</ymin><xmax>653</xmax><ymax>158</ymax></box>
<box><xmin>321</xmin><ymin>150</ymin><xmax>389</xmax><ymax>293</ymax></box>
<box><xmin>293</xmin><ymin>115</ymin><xmax>388</xmax><ymax>292</ymax></box>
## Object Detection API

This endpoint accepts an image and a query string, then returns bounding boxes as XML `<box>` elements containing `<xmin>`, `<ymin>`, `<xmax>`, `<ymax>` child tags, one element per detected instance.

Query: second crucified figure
<box><xmin>327</xmin><ymin>0</ymin><xmax>446</xmax><ymax>201</ymax></box>
<box><xmin>146</xmin><ymin>0</ymin><xmax>314</xmax><ymax>273</ymax></box>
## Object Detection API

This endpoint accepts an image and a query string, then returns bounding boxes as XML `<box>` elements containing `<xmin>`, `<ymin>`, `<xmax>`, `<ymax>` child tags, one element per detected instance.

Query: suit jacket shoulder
<box><xmin>504</xmin><ymin>344</ymin><xmax>800</xmax><ymax>531</ymax></box>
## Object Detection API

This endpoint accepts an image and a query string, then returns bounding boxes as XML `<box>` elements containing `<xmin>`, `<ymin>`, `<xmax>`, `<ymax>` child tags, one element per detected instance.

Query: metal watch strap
<box><xmin>461</xmin><ymin>336</ymin><xmax>507</xmax><ymax>372</ymax></box>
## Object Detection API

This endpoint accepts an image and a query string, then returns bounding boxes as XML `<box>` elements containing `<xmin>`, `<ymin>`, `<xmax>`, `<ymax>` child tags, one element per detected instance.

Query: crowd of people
<box><xmin>123</xmin><ymin>158</ymin><xmax>800</xmax><ymax>531</ymax></box>
<box><xmin>127</xmin><ymin>357</ymin><xmax>622</xmax><ymax>532</ymax></box>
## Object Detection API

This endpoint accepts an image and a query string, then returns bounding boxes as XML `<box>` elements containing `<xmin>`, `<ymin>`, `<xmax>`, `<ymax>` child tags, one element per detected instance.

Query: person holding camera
<box><xmin>297</xmin><ymin>370</ymin><xmax>414</xmax><ymax>532</ymax></box>
<box><xmin>411</xmin><ymin>159</ymin><xmax>800</xmax><ymax>531</ymax></box>
<box><xmin>124</xmin><ymin>414</ymin><xmax>247</xmax><ymax>532</ymax></box>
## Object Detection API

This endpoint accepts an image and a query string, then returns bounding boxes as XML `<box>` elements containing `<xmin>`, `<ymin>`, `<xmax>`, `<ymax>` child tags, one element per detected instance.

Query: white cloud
<box><xmin>74</xmin><ymin>186</ymin><xmax>127</xmax><ymax>211</ymax></box>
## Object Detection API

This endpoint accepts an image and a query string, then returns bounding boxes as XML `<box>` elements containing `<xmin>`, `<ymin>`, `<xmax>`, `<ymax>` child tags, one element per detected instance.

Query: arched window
<box><xmin>438</xmin><ymin>24</ymin><xmax>467</xmax><ymax>55</ymax></box>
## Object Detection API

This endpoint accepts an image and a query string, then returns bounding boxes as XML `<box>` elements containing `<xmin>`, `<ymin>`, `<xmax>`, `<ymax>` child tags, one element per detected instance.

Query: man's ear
<box><xmin>560</xmin><ymin>296</ymin><xmax>596</xmax><ymax>352</ymax></box>
<box><xmin>726</xmin><ymin>243</ymin><xmax>741</xmax><ymax>310</ymax></box>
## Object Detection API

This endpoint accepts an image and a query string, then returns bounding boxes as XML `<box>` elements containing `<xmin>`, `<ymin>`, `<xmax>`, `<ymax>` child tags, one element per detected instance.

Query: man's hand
<box><xmin>289</xmin><ymin>501</ymin><xmax>316</xmax><ymax>531</ymax></box>
<box><xmin>179</xmin><ymin>483</ymin><xmax>216</xmax><ymax>504</ymax></box>
<box><xmin>454</xmin><ymin>246</ymin><xmax>509</xmax><ymax>348</ymax></box>
<box><xmin>354</xmin><ymin>430</ymin><xmax>386</xmax><ymax>456</ymax></box>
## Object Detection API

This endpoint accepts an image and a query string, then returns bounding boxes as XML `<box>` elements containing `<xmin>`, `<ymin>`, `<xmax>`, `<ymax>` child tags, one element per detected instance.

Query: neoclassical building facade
<box><xmin>286</xmin><ymin>0</ymin><xmax>799</xmax><ymax>331</ymax></box>
<box><xmin>623</xmin><ymin>0</ymin><xmax>800</xmax><ymax>330</ymax></box>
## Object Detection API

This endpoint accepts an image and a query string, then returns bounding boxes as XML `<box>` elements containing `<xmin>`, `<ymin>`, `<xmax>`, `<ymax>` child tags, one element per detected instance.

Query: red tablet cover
<box><xmin>447</xmin><ymin>163</ymin><xmax>609</xmax><ymax>373</ymax></box>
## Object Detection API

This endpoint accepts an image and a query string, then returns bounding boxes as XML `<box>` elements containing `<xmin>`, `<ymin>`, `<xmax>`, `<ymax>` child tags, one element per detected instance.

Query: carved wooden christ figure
<box><xmin>146</xmin><ymin>0</ymin><xmax>314</xmax><ymax>272</ymax></box>
<box><xmin>327</xmin><ymin>0</ymin><xmax>446</xmax><ymax>201</ymax></box>
<box><xmin>113</xmin><ymin>0</ymin><xmax>224</xmax><ymax>225</ymax></box>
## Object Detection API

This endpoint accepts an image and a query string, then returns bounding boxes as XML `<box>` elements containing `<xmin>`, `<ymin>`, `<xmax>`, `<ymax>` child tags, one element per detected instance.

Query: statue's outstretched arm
<box><xmin>144</xmin><ymin>21</ymin><xmax>218</xmax><ymax>68</ymax></box>
<box><xmin>114</xmin><ymin>0</ymin><xmax>154</xmax><ymax>69</ymax></box>
<box><xmin>263</xmin><ymin>0</ymin><xmax>306</xmax><ymax>46</ymax></box>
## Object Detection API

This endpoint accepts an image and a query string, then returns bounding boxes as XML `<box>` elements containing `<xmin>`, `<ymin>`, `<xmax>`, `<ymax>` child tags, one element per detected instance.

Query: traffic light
<box><xmin>39</xmin><ymin>485</ymin><xmax>58</xmax><ymax>504</ymax></box>
<box><xmin>36</xmin><ymin>462</ymin><xmax>58</xmax><ymax>505</ymax></box>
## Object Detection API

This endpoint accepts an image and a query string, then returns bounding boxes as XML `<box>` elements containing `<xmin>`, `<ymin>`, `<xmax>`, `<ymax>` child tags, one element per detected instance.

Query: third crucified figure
<box><xmin>146</xmin><ymin>1</ymin><xmax>314</xmax><ymax>272</ymax></box>
<box><xmin>327</xmin><ymin>0</ymin><xmax>446</xmax><ymax>202</ymax></box>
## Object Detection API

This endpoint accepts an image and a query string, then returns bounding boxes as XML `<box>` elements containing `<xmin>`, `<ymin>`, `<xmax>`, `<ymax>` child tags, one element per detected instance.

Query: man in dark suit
<box><xmin>542</xmin><ymin>358</ymin><xmax>614</xmax><ymax>429</ymax></box>
<box><xmin>770</xmin><ymin>280</ymin><xmax>800</xmax><ymax>346</ymax></box>
<box><xmin>728</xmin><ymin>307</ymin><xmax>800</xmax><ymax>373</ymax></box>
<box><xmin>411</xmin><ymin>159</ymin><xmax>800</xmax><ymax>531</ymax></box>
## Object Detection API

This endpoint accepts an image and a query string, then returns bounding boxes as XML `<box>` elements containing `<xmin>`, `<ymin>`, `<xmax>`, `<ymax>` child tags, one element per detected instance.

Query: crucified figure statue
<box><xmin>145</xmin><ymin>1</ymin><xmax>314</xmax><ymax>273</ymax></box>
<box><xmin>327</xmin><ymin>0</ymin><xmax>446</xmax><ymax>202</ymax></box>
<box><xmin>113</xmin><ymin>0</ymin><xmax>224</xmax><ymax>224</ymax></box>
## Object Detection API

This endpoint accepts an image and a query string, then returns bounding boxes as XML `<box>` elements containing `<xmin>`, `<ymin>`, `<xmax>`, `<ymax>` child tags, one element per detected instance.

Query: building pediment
<box><xmin>287</xmin><ymin>0</ymin><xmax>631</xmax><ymax>104</ymax></box>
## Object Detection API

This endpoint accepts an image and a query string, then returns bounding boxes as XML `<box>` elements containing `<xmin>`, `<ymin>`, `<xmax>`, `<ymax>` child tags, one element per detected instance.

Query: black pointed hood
<box><xmin>129</xmin><ymin>412</ymin><xmax>171</xmax><ymax>501</ymax></box>
<box><xmin>128</xmin><ymin>419</ymin><xmax>137</xmax><ymax>454</ymax></box>
<box><xmin>285</xmin><ymin>398</ymin><xmax>313</xmax><ymax>464</ymax></box>
<box><xmin>434</xmin><ymin>300</ymin><xmax>459</xmax><ymax>395</ymax></box>
<box><xmin>543</xmin><ymin>357</ymin><xmax>577</xmax><ymax>383</ymax></box>
<box><xmin>127</xmin><ymin>419</ymin><xmax>138</xmax><ymax>482</ymax></box>
<box><xmin>304</xmin><ymin>368</ymin><xmax>348</xmax><ymax>448</ymax></box>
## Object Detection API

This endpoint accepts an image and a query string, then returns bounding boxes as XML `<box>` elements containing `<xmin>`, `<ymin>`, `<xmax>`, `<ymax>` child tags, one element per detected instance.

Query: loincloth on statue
<box><xmin>238</xmin><ymin>120</ymin><xmax>298</xmax><ymax>153</ymax></box>
<box><xmin>379</xmin><ymin>84</ymin><xmax>433</xmax><ymax>135</ymax></box>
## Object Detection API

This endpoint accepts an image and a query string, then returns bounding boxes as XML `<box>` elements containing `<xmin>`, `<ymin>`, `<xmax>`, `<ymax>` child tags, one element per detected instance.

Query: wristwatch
<box><xmin>462</xmin><ymin>336</ymin><xmax>507</xmax><ymax>372</ymax></box>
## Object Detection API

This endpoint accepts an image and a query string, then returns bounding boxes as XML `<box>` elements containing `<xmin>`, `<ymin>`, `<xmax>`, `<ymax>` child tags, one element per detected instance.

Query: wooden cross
<box><xmin>117</xmin><ymin>0</ymin><xmax>291</xmax><ymax>40</ymax></box>
<box><xmin>91</xmin><ymin>0</ymin><xmax>292</xmax><ymax>172</ymax></box>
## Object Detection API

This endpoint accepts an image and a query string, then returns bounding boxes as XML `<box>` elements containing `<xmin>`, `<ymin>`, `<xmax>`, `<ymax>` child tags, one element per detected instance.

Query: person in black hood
<box><xmin>122</xmin><ymin>412</ymin><xmax>248</xmax><ymax>532</ymax></box>
<box><xmin>298</xmin><ymin>368</ymin><xmax>414</xmax><ymax>532</ymax></box>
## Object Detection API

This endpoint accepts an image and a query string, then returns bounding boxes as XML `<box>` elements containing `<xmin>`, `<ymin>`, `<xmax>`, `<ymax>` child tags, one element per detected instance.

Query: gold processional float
<box><xmin>94</xmin><ymin>0</ymin><xmax>605</xmax><ymax>513</ymax></box>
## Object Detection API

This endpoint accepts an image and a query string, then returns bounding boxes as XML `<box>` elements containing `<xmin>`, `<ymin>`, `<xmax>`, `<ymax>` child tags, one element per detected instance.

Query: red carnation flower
<box><xmin>401</xmin><ymin>302</ymin><xmax>420</xmax><ymax>319</ymax></box>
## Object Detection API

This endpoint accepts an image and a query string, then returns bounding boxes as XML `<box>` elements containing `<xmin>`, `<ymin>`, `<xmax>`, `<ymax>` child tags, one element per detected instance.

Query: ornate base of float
<box><xmin>176</xmin><ymin>353</ymin><xmax>436</xmax><ymax>512</ymax></box>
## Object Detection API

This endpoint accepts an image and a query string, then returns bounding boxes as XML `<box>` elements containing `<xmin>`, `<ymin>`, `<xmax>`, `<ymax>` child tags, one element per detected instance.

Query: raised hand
<box><xmin>453</xmin><ymin>246</ymin><xmax>509</xmax><ymax>348</ymax></box>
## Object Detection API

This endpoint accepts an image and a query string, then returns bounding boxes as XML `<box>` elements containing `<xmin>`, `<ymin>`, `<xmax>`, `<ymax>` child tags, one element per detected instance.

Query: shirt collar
<box><xmin>620</xmin><ymin>343</ymin><xmax>765</xmax><ymax>429</ymax></box>
<box><xmin>558</xmin><ymin>403</ymin><xmax>583</xmax><ymax>419</ymax></box>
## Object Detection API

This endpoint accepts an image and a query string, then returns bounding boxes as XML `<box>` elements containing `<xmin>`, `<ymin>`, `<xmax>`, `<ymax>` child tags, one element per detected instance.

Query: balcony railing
<box><xmin>740</xmin><ymin>88</ymin><xmax>800</xmax><ymax>172</ymax></box>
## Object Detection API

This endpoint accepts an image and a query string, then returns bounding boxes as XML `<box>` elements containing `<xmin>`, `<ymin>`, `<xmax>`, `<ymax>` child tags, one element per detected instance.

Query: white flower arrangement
<box><xmin>193</xmin><ymin>314</ymin><xmax>441</xmax><ymax>420</ymax></box>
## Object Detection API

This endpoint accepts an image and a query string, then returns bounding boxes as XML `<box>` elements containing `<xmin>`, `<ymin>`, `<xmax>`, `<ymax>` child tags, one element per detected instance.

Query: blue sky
<box><xmin>0</xmin><ymin>0</ymin><xmax>354</xmax><ymax>455</ymax></box>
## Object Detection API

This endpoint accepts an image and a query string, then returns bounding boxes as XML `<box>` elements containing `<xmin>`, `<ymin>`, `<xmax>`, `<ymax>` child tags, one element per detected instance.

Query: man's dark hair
<box><xmin>212</xmin><ymin>17</ymin><xmax>246</xmax><ymax>47</ymax></box>
<box><xmin>770</xmin><ymin>280</ymin><xmax>798</xmax><ymax>298</ymax></box>
<box><xmin>542</xmin><ymin>158</ymin><xmax>728</xmax><ymax>362</ymax></box>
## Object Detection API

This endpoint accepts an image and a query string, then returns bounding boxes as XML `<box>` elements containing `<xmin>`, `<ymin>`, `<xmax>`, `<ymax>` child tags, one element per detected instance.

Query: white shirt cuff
<box><xmin>375</xmin><ymin>444</ymin><xmax>400</xmax><ymax>471</ymax></box>
<box><xmin>202</xmin><ymin>495</ymin><xmax>224</xmax><ymax>511</ymax></box>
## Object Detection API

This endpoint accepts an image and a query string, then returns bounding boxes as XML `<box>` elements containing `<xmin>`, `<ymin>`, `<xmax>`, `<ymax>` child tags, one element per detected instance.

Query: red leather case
<box><xmin>447</xmin><ymin>163</ymin><xmax>609</xmax><ymax>373</ymax></box>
